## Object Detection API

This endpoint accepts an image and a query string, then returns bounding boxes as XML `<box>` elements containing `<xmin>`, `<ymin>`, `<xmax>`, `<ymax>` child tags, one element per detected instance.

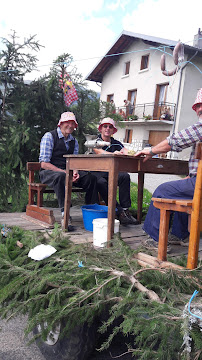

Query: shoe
<box><xmin>180</xmin><ymin>237</ymin><xmax>189</xmax><ymax>247</ymax></box>
<box><xmin>118</xmin><ymin>210</ymin><xmax>133</xmax><ymax>225</ymax></box>
<box><xmin>168</xmin><ymin>234</ymin><xmax>189</xmax><ymax>247</ymax></box>
<box><xmin>61</xmin><ymin>216</ymin><xmax>75</xmax><ymax>232</ymax></box>
<box><xmin>142</xmin><ymin>237</ymin><xmax>171</xmax><ymax>253</ymax></box>
<box><xmin>124</xmin><ymin>209</ymin><xmax>139</xmax><ymax>225</ymax></box>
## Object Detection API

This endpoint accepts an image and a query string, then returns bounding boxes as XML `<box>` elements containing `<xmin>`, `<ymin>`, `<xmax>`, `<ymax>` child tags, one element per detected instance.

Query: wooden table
<box><xmin>64</xmin><ymin>154</ymin><xmax>188</xmax><ymax>246</ymax></box>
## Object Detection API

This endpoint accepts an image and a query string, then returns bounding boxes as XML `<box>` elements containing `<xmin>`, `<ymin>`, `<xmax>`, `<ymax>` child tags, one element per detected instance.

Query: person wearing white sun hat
<box><xmin>39</xmin><ymin>112</ymin><xmax>99</xmax><ymax>231</ymax></box>
<box><xmin>91</xmin><ymin>117</ymin><xmax>138</xmax><ymax>226</ymax></box>
<box><xmin>135</xmin><ymin>88</ymin><xmax>202</xmax><ymax>251</ymax></box>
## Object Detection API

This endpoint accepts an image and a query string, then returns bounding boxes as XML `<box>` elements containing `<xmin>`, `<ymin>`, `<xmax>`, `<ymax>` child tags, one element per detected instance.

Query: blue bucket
<box><xmin>81</xmin><ymin>204</ymin><xmax>108</xmax><ymax>232</ymax></box>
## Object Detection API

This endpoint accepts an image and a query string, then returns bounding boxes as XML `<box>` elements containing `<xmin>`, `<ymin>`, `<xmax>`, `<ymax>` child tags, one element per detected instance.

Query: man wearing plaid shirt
<box><xmin>135</xmin><ymin>88</ymin><xmax>202</xmax><ymax>250</ymax></box>
<box><xmin>39</xmin><ymin>112</ymin><xmax>99</xmax><ymax>231</ymax></box>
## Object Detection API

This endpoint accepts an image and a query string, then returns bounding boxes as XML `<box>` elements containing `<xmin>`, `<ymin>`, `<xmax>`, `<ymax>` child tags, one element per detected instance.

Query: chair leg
<box><xmin>187</xmin><ymin>215</ymin><xmax>201</xmax><ymax>269</ymax></box>
<box><xmin>37</xmin><ymin>188</ymin><xmax>44</xmax><ymax>207</ymax></box>
<box><xmin>158</xmin><ymin>209</ymin><xmax>171</xmax><ymax>261</ymax></box>
<box><xmin>28</xmin><ymin>188</ymin><xmax>35</xmax><ymax>205</ymax></box>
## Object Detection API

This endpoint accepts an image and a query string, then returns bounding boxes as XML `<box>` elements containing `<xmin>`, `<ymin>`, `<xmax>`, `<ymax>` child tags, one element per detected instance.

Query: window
<box><xmin>124</xmin><ymin>61</ymin><xmax>130</xmax><ymax>75</ymax></box>
<box><xmin>124</xmin><ymin>129</ymin><xmax>133</xmax><ymax>143</ymax></box>
<box><xmin>107</xmin><ymin>94</ymin><xmax>114</xmax><ymax>102</ymax></box>
<box><xmin>140</xmin><ymin>55</ymin><xmax>149</xmax><ymax>70</ymax></box>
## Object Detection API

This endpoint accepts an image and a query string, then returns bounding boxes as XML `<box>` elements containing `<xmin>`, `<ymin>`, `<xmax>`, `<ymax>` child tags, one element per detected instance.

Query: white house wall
<box><xmin>175</xmin><ymin>55</ymin><xmax>202</xmax><ymax>133</ymax></box>
<box><xmin>100</xmin><ymin>39</ymin><xmax>181</xmax><ymax>109</ymax></box>
<box><xmin>99</xmin><ymin>37</ymin><xmax>202</xmax><ymax>160</ymax></box>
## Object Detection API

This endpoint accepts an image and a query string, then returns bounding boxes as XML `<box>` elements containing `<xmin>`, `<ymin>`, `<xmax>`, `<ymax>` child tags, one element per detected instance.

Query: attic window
<box><xmin>140</xmin><ymin>55</ymin><xmax>149</xmax><ymax>70</ymax></box>
<box><xmin>124</xmin><ymin>61</ymin><xmax>130</xmax><ymax>75</ymax></box>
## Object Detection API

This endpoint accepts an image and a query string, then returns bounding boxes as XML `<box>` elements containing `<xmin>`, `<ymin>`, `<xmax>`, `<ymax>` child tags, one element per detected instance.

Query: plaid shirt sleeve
<box><xmin>73</xmin><ymin>138</ymin><xmax>79</xmax><ymax>154</ymax></box>
<box><xmin>167</xmin><ymin>120</ymin><xmax>202</xmax><ymax>176</ymax></box>
<box><xmin>39</xmin><ymin>132</ymin><xmax>54</xmax><ymax>163</ymax></box>
<box><xmin>167</xmin><ymin>120</ymin><xmax>202</xmax><ymax>152</ymax></box>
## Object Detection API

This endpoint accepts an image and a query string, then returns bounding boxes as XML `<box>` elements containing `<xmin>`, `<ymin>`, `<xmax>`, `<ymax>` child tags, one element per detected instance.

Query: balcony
<box><xmin>114</xmin><ymin>102</ymin><xmax>175</xmax><ymax>122</ymax></box>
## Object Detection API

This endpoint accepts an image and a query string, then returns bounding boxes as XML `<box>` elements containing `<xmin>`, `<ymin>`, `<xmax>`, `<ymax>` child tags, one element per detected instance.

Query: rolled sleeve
<box><xmin>167</xmin><ymin>120</ymin><xmax>202</xmax><ymax>152</ymax></box>
<box><xmin>39</xmin><ymin>132</ymin><xmax>54</xmax><ymax>163</ymax></box>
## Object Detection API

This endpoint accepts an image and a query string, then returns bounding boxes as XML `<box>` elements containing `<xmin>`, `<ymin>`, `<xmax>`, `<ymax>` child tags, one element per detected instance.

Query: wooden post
<box><xmin>187</xmin><ymin>159</ymin><xmax>202</xmax><ymax>269</ymax></box>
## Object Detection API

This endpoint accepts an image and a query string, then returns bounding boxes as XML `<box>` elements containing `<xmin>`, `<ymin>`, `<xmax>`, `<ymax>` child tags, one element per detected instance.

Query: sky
<box><xmin>0</xmin><ymin>0</ymin><xmax>201</xmax><ymax>92</ymax></box>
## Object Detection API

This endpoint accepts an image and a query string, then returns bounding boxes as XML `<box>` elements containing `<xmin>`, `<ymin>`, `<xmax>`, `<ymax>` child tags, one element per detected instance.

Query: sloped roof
<box><xmin>86</xmin><ymin>30</ymin><xmax>202</xmax><ymax>83</ymax></box>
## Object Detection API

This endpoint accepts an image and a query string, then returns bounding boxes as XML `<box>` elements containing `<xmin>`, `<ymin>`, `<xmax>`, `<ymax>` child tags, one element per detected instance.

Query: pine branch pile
<box><xmin>0</xmin><ymin>224</ymin><xmax>201</xmax><ymax>360</ymax></box>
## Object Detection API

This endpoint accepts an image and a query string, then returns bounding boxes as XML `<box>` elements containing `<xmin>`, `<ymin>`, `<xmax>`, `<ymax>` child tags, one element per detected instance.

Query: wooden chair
<box><xmin>152</xmin><ymin>142</ymin><xmax>202</xmax><ymax>269</ymax></box>
<box><xmin>26</xmin><ymin>162</ymin><xmax>85</xmax><ymax>225</ymax></box>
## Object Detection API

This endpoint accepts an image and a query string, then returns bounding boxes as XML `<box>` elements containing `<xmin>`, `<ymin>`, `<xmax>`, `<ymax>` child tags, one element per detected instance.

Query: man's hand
<box><xmin>114</xmin><ymin>147</ymin><xmax>128</xmax><ymax>155</ymax></box>
<box><xmin>73</xmin><ymin>170</ymin><xmax>80</xmax><ymax>182</ymax></box>
<box><xmin>134</xmin><ymin>149</ymin><xmax>152</xmax><ymax>162</ymax></box>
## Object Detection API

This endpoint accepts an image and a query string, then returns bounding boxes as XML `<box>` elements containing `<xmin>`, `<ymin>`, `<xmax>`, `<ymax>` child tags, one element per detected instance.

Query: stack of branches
<box><xmin>0</xmin><ymin>224</ymin><xmax>201</xmax><ymax>360</ymax></box>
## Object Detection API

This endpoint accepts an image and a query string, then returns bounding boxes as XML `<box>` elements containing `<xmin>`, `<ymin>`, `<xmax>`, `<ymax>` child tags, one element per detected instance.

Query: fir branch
<box><xmin>90</xmin><ymin>266</ymin><xmax>162</xmax><ymax>303</ymax></box>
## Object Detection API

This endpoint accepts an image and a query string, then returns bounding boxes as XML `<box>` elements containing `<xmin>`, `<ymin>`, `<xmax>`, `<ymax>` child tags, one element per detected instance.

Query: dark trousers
<box><xmin>40</xmin><ymin>170</ymin><xmax>99</xmax><ymax>210</ymax></box>
<box><xmin>143</xmin><ymin>177</ymin><xmax>196</xmax><ymax>241</ymax></box>
<box><xmin>91</xmin><ymin>171</ymin><xmax>131</xmax><ymax>212</ymax></box>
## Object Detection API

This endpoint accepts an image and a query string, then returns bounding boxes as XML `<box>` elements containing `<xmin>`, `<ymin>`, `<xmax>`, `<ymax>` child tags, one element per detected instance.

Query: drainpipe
<box><xmin>172</xmin><ymin>50</ymin><xmax>198</xmax><ymax>133</ymax></box>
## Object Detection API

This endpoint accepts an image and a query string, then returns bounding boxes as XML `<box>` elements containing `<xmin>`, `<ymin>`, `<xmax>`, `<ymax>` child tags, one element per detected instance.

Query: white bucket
<box><xmin>92</xmin><ymin>218</ymin><xmax>120</xmax><ymax>248</ymax></box>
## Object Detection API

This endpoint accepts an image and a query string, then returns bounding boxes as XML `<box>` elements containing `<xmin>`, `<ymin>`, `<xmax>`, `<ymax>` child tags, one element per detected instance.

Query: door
<box><xmin>153</xmin><ymin>84</ymin><xmax>168</xmax><ymax>119</ymax></box>
<box><xmin>149</xmin><ymin>131</ymin><xmax>170</xmax><ymax>146</ymax></box>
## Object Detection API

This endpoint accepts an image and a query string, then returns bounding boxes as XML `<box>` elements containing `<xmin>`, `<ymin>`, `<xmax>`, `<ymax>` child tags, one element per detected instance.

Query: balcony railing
<box><xmin>114</xmin><ymin>102</ymin><xmax>176</xmax><ymax>121</ymax></box>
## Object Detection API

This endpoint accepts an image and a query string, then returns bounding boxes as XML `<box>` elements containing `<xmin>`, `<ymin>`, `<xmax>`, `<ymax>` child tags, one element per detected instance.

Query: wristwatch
<box><xmin>149</xmin><ymin>148</ymin><xmax>156</xmax><ymax>156</ymax></box>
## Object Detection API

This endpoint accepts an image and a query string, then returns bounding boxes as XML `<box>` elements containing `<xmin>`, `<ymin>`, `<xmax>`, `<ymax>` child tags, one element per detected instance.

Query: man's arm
<box><xmin>41</xmin><ymin>162</ymin><xmax>66</xmax><ymax>173</ymax></box>
<box><xmin>93</xmin><ymin>143</ymin><xmax>128</xmax><ymax>155</ymax></box>
<box><xmin>135</xmin><ymin>139</ymin><xmax>171</xmax><ymax>161</ymax></box>
<box><xmin>93</xmin><ymin>148</ymin><xmax>108</xmax><ymax>154</ymax></box>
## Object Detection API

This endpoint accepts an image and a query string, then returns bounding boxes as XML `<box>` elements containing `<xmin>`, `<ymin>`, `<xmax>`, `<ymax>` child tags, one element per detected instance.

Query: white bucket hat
<box><xmin>57</xmin><ymin>112</ymin><xmax>78</xmax><ymax>128</ymax></box>
<box><xmin>192</xmin><ymin>88</ymin><xmax>202</xmax><ymax>112</ymax></box>
<box><xmin>98</xmin><ymin>118</ymin><xmax>117</xmax><ymax>134</ymax></box>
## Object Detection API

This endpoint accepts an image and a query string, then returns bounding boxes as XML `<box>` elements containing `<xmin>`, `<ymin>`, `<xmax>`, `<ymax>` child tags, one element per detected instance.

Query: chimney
<box><xmin>193</xmin><ymin>28</ymin><xmax>202</xmax><ymax>48</ymax></box>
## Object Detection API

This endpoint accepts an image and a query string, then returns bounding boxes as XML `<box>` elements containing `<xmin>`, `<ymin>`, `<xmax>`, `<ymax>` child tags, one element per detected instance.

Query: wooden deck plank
<box><xmin>0</xmin><ymin>208</ymin><xmax>201</xmax><ymax>260</ymax></box>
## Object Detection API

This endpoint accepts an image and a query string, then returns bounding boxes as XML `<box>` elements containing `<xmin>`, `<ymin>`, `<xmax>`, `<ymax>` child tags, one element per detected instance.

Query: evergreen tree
<box><xmin>0</xmin><ymin>42</ymin><xmax>101</xmax><ymax>212</ymax></box>
<box><xmin>0</xmin><ymin>31</ymin><xmax>42</xmax><ymax>211</ymax></box>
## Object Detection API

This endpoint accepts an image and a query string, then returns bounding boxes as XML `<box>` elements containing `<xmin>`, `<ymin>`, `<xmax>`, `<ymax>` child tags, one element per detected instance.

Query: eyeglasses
<box><xmin>102</xmin><ymin>124</ymin><xmax>113</xmax><ymax>129</ymax></box>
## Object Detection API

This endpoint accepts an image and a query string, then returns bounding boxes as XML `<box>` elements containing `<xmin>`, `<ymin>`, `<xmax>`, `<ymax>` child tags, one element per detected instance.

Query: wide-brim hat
<box><xmin>98</xmin><ymin>118</ymin><xmax>117</xmax><ymax>134</ymax></box>
<box><xmin>192</xmin><ymin>88</ymin><xmax>202</xmax><ymax>111</ymax></box>
<box><xmin>58</xmin><ymin>112</ymin><xmax>78</xmax><ymax>128</ymax></box>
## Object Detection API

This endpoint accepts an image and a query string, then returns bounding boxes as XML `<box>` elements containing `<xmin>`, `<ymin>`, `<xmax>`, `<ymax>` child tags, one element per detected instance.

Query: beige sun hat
<box><xmin>98</xmin><ymin>117</ymin><xmax>117</xmax><ymax>134</ymax></box>
<box><xmin>192</xmin><ymin>88</ymin><xmax>202</xmax><ymax>111</ymax></box>
<box><xmin>57</xmin><ymin>112</ymin><xmax>78</xmax><ymax>128</ymax></box>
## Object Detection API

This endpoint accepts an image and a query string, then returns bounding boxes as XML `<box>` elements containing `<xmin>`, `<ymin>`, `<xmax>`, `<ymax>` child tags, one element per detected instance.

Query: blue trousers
<box><xmin>143</xmin><ymin>177</ymin><xmax>196</xmax><ymax>241</ymax></box>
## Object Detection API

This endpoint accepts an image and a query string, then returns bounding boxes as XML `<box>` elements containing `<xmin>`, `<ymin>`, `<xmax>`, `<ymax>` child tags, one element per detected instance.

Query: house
<box><xmin>86</xmin><ymin>29</ymin><xmax>202</xmax><ymax>159</ymax></box>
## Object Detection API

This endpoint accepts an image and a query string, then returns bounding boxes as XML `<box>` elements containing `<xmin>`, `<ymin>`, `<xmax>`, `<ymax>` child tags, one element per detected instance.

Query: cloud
<box><xmin>107</xmin><ymin>0</ymin><xmax>131</xmax><ymax>11</ymax></box>
<box><xmin>0</xmin><ymin>0</ymin><xmax>115</xmax><ymax>91</ymax></box>
<box><xmin>122</xmin><ymin>0</ymin><xmax>201</xmax><ymax>44</ymax></box>
<box><xmin>0</xmin><ymin>0</ymin><xmax>201</xmax><ymax>93</ymax></box>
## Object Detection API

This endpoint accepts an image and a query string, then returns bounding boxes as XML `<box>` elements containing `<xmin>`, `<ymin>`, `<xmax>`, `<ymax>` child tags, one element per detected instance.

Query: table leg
<box><xmin>137</xmin><ymin>172</ymin><xmax>144</xmax><ymax>223</ymax></box>
<box><xmin>64</xmin><ymin>161</ymin><xmax>73</xmax><ymax>230</ymax></box>
<box><xmin>107</xmin><ymin>158</ymin><xmax>119</xmax><ymax>246</ymax></box>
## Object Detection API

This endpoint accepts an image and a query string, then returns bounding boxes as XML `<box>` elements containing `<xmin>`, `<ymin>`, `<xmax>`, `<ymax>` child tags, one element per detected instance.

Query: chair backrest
<box><xmin>27</xmin><ymin>162</ymin><xmax>41</xmax><ymax>183</ymax></box>
<box><xmin>192</xmin><ymin>142</ymin><xmax>202</xmax><ymax>230</ymax></box>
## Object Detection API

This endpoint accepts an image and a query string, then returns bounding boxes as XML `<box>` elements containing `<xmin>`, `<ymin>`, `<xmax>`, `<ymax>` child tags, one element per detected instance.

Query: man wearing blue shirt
<box><xmin>39</xmin><ymin>112</ymin><xmax>99</xmax><ymax>230</ymax></box>
<box><xmin>92</xmin><ymin>118</ymin><xmax>138</xmax><ymax>226</ymax></box>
